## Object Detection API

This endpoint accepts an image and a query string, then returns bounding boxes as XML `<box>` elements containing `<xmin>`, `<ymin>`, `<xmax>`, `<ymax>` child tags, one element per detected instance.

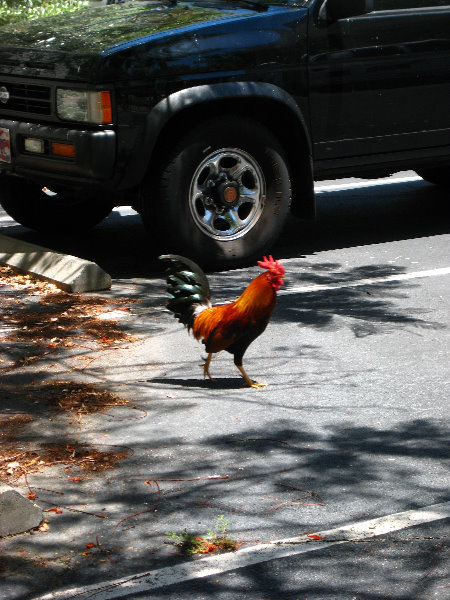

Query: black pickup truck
<box><xmin>0</xmin><ymin>0</ymin><xmax>449</xmax><ymax>267</ymax></box>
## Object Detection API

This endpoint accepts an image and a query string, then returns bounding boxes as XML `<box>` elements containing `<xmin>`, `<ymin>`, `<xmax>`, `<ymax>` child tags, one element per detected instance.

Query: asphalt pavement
<box><xmin>0</xmin><ymin>172</ymin><xmax>448</xmax><ymax>600</ymax></box>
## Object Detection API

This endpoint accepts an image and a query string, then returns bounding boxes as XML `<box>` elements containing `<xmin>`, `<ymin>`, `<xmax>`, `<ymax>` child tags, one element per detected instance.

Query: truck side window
<box><xmin>373</xmin><ymin>0</ymin><xmax>450</xmax><ymax>8</ymax></box>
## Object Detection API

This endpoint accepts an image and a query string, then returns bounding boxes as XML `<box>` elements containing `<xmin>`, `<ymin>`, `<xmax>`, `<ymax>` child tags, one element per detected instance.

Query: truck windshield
<box><xmin>198</xmin><ymin>0</ymin><xmax>307</xmax><ymax>8</ymax></box>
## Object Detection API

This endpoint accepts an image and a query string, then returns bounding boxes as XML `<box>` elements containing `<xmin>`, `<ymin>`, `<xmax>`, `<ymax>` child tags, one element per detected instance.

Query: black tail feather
<box><xmin>159</xmin><ymin>254</ymin><xmax>211</xmax><ymax>328</ymax></box>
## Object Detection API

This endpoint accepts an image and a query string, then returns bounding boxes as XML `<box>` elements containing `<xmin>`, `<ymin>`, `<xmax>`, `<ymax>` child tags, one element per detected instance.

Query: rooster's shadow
<box><xmin>149</xmin><ymin>376</ymin><xmax>255</xmax><ymax>390</ymax></box>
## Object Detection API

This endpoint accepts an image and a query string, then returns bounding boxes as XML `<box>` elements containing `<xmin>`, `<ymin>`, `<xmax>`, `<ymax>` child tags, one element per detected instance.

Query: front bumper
<box><xmin>0</xmin><ymin>119</ymin><xmax>115</xmax><ymax>185</ymax></box>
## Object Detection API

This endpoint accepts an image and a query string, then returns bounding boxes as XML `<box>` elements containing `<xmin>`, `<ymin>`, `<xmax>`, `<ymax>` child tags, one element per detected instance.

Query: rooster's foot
<box><xmin>249</xmin><ymin>381</ymin><xmax>268</xmax><ymax>389</ymax></box>
<box><xmin>237</xmin><ymin>365</ymin><xmax>267</xmax><ymax>389</ymax></box>
<box><xmin>201</xmin><ymin>353</ymin><xmax>215</xmax><ymax>381</ymax></box>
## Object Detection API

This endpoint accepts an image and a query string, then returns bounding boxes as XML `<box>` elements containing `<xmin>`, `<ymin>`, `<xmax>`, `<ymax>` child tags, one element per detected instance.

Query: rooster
<box><xmin>159</xmin><ymin>254</ymin><xmax>285</xmax><ymax>388</ymax></box>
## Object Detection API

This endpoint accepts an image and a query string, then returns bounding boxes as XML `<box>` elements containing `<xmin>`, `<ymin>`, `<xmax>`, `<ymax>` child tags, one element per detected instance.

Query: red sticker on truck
<box><xmin>0</xmin><ymin>127</ymin><xmax>11</xmax><ymax>163</ymax></box>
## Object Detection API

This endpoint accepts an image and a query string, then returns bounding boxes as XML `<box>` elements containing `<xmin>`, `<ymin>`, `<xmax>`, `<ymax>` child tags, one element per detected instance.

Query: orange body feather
<box><xmin>192</xmin><ymin>272</ymin><xmax>276</xmax><ymax>356</ymax></box>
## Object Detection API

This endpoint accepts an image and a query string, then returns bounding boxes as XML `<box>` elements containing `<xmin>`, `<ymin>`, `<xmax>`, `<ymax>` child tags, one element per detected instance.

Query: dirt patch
<box><xmin>1</xmin><ymin>266</ymin><xmax>140</xmax><ymax>376</ymax></box>
<box><xmin>0</xmin><ymin>381</ymin><xmax>136</xmax><ymax>484</ymax></box>
<box><xmin>0</xmin><ymin>268</ymin><xmax>140</xmax><ymax>489</ymax></box>
<box><xmin>0</xmin><ymin>265</ymin><xmax>59</xmax><ymax>295</ymax></box>
<box><xmin>0</xmin><ymin>440</ymin><xmax>131</xmax><ymax>485</ymax></box>
<box><xmin>0</xmin><ymin>413</ymin><xmax>34</xmax><ymax>443</ymax></box>
<box><xmin>30</xmin><ymin>380</ymin><xmax>132</xmax><ymax>416</ymax></box>
<box><xmin>2</xmin><ymin>289</ymin><xmax>138</xmax><ymax>347</ymax></box>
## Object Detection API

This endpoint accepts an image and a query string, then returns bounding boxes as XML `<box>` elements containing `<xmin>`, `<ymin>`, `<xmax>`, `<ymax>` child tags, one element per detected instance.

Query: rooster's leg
<box><xmin>237</xmin><ymin>365</ymin><xmax>267</xmax><ymax>389</ymax></box>
<box><xmin>202</xmin><ymin>353</ymin><xmax>215</xmax><ymax>381</ymax></box>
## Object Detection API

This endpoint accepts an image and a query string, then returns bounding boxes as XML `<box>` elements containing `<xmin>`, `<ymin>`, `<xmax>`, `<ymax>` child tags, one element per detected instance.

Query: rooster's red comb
<box><xmin>257</xmin><ymin>255</ymin><xmax>285</xmax><ymax>276</ymax></box>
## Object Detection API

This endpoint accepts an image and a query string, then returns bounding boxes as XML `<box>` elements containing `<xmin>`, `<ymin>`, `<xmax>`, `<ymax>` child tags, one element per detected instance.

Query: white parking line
<box><xmin>37</xmin><ymin>501</ymin><xmax>450</xmax><ymax>600</ymax></box>
<box><xmin>315</xmin><ymin>175</ymin><xmax>422</xmax><ymax>193</ymax></box>
<box><xmin>279</xmin><ymin>267</ymin><xmax>450</xmax><ymax>295</ymax></box>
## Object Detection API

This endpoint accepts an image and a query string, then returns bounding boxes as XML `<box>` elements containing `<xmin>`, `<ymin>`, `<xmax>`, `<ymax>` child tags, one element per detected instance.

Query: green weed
<box><xmin>167</xmin><ymin>515</ymin><xmax>239</xmax><ymax>556</ymax></box>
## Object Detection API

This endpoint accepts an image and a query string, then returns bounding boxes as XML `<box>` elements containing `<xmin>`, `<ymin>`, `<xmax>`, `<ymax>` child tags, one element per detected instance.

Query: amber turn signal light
<box><xmin>100</xmin><ymin>91</ymin><xmax>112</xmax><ymax>124</ymax></box>
<box><xmin>51</xmin><ymin>142</ymin><xmax>76</xmax><ymax>158</ymax></box>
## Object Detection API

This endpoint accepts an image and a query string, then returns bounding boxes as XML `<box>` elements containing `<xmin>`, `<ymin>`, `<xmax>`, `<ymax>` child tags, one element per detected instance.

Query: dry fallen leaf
<box><xmin>38</xmin><ymin>520</ymin><xmax>50</xmax><ymax>532</ymax></box>
<box><xmin>307</xmin><ymin>533</ymin><xmax>325</xmax><ymax>540</ymax></box>
<box><xmin>6</xmin><ymin>461</ymin><xmax>20</xmax><ymax>475</ymax></box>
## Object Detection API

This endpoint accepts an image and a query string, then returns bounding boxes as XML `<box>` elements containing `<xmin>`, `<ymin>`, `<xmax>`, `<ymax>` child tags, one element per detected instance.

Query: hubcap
<box><xmin>189</xmin><ymin>148</ymin><xmax>265</xmax><ymax>241</ymax></box>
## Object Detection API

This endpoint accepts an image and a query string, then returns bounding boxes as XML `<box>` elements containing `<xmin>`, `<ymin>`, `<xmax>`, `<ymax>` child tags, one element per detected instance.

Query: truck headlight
<box><xmin>56</xmin><ymin>89</ymin><xmax>112</xmax><ymax>124</ymax></box>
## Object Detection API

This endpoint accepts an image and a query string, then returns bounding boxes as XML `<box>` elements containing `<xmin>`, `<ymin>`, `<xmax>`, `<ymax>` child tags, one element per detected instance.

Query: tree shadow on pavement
<box><xmin>0</xmin><ymin>176</ymin><xmax>449</xmax><ymax>279</ymax></box>
<box><xmin>0</xmin><ymin>177</ymin><xmax>448</xmax><ymax>599</ymax></box>
<box><xmin>0</xmin><ymin>405</ymin><xmax>448</xmax><ymax>599</ymax></box>
<box><xmin>275</xmin><ymin>262</ymin><xmax>446</xmax><ymax>337</ymax></box>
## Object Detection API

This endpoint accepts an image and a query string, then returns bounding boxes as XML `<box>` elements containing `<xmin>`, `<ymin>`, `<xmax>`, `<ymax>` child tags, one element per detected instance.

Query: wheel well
<box><xmin>146</xmin><ymin>97</ymin><xmax>315</xmax><ymax>219</ymax></box>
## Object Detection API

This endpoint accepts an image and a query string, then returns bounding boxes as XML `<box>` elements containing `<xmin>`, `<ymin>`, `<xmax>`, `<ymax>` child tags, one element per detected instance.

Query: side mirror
<box><xmin>319</xmin><ymin>0</ymin><xmax>374</xmax><ymax>23</ymax></box>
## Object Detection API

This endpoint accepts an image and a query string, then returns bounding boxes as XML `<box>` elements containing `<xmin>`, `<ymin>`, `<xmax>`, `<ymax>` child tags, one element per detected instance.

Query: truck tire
<box><xmin>416</xmin><ymin>166</ymin><xmax>450</xmax><ymax>188</ymax></box>
<box><xmin>0</xmin><ymin>178</ymin><xmax>113</xmax><ymax>232</ymax></box>
<box><xmin>141</xmin><ymin>116</ymin><xmax>291</xmax><ymax>268</ymax></box>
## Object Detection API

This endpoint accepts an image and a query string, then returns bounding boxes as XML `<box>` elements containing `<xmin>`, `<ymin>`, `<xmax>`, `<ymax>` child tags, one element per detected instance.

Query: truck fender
<box><xmin>125</xmin><ymin>81</ymin><xmax>315</xmax><ymax>219</ymax></box>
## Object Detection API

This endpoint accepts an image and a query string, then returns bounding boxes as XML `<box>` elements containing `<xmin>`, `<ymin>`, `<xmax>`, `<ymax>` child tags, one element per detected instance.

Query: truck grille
<box><xmin>0</xmin><ymin>82</ymin><xmax>52</xmax><ymax>115</ymax></box>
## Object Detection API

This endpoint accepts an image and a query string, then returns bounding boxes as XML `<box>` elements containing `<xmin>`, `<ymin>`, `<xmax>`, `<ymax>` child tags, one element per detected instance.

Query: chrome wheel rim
<box><xmin>189</xmin><ymin>148</ymin><xmax>265</xmax><ymax>241</ymax></box>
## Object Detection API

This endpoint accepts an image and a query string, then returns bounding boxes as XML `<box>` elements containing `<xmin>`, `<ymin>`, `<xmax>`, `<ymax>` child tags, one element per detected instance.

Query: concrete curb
<box><xmin>0</xmin><ymin>484</ymin><xmax>43</xmax><ymax>537</ymax></box>
<box><xmin>0</xmin><ymin>234</ymin><xmax>111</xmax><ymax>293</ymax></box>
